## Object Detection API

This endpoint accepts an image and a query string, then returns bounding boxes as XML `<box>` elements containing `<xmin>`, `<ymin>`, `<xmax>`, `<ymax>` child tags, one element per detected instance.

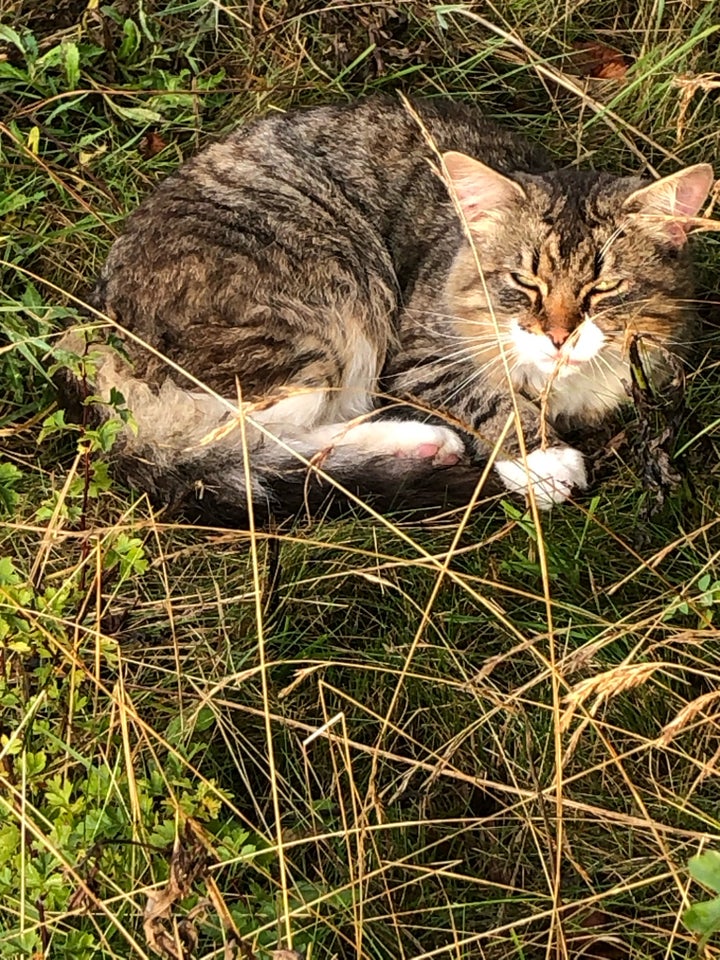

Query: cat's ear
<box><xmin>623</xmin><ymin>164</ymin><xmax>715</xmax><ymax>245</ymax></box>
<box><xmin>442</xmin><ymin>151</ymin><xmax>526</xmax><ymax>229</ymax></box>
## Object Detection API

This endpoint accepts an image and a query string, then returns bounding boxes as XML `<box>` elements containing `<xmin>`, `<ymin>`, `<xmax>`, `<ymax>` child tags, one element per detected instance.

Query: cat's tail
<box><xmin>56</xmin><ymin>333</ymin><xmax>503</xmax><ymax>527</ymax></box>
<box><xmin>56</xmin><ymin>330</ymin><xmax>588</xmax><ymax>526</ymax></box>
<box><xmin>110</xmin><ymin>431</ymin><xmax>504</xmax><ymax>527</ymax></box>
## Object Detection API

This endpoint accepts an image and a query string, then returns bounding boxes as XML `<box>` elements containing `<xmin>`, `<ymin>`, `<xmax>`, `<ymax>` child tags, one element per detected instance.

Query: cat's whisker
<box><xmin>589</xmin><ymin>354</ymin><xmax>623</xmax><ymax>387</ymax></box>
<box><xmin>667</xmin><ymin>296</ymin><xmax>720</xmax><ymax>308</ymax></box>
<box><xmin>439</xmin><ymin>352</ymin><xmax>523</xmax><ymax>409</ymax></box>
<box><xmin>431</xmin><ymin>342</ymin><xmax>500</xmax><ymax>362</ymax></box>
<box><xmin>408</xmin><ymin>320</ymin><xmax>479</xmax><ymax>341</ymax></box>
<box><xmin>447</xmin><ymin>356</ymin><xmax>510</xmax><ymax>393</ymax></box>
<box><xmin>403</xmin><ymin>307</ymin><xmax>480</xmax><ymax>325</ymax></box>
<box><xmin>397</xmin><ymin>339</ymin><xmax>515</xmax><ymax>384</ymax></box>
<box><xmin>433</xmin><ymin>332</ymin><xmax>518</xmax><ymax>352</ymax></box>
<box><xmin>403</xmin><ymin>312</ymin><xmax>509</xmax><ymax>335</ymax></box>
<box><xmin>404</xmin><ymin>306</ymin><xmax>514</xmax><ymax>330</ymax></box>
<box><xmin>441</xmin><ymin>353</ymin><xmax>502</xmax><ymax>371</ymax></box>
<box><xmin>593</xmin><ymin>351</ymin><xmax>619</xmax><ymax>373</ymax></box>
<box><xmin>408</xmin><ymin>318</ymin><xmax>514</xmax><ymax>349</ymax></box>
<box><xmin>599</xmin><ymin>222</ymin><xmax>627</xmax><ymax>258</ymax></box>
<box><xmin>441</xmin><ymin>365</ymin><xmax>497</xmax><ymax>408</ymax></box>
<box><xmin>661</xmin><ymin>335</ymin><xmax>718</xmax><ymax>347</ymax></box>
<box><xmin>439</xmin><ymin>352</ymin><xmax>509</xmax><ymax>396</ymax></box>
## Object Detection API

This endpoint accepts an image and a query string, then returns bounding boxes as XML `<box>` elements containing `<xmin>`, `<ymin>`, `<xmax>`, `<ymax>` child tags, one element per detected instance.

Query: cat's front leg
<box><xmin>387</xmin><ymin>360</ymin><xmax>586</xmax><ymax>507</ymax></box>
<box><xmin>461</xmin><ymin>393</ymin><xmax>588</xmax><ymax>508</ymax></box>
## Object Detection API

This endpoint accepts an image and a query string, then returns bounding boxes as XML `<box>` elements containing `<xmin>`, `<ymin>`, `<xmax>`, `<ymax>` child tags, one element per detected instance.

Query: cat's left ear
<box><xmin>623</xmin><ymin>164</ymin><xmax>715</xmax><ymax>246</ymax></box>
<box><xmin>441</xmin><ymin>151</ymin><xmax>526</xmax><ymax>230</ymax></box>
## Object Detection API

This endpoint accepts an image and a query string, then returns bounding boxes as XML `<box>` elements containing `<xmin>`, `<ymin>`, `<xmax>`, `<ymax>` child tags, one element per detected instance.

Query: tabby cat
<box><xmin>60</xmin><ymin>96</ymin><xmax>714</xmax><ymax>524</ymax></box>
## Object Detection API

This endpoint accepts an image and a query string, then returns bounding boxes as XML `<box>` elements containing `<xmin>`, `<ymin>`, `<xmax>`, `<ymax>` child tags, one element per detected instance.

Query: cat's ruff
<box><xmin>57</xmin><ymin>96</ymin><xmax>713</xmax><ymax>524</ymax></box>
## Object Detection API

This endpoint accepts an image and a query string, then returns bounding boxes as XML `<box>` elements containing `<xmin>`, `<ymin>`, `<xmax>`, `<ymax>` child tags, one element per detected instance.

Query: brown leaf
<box><xmin>568</xmin><ymin>41</ymin><xmax>629</xmax><ymax>80</ymax></box>
<box><xmin>83</xmin><ymin>9</ymin><xmax>114</xmax><ymax>52</ymax></box>
<box><xmin>205</xmin><ymin>875</ymin><xmax>255</xmax><ymax>960</ymax></box>
<box><xmin>566</xmin><ymin>908</ymin><xmax>630</xmax><ymax>960</ymax></box>
<box><xmin>176</xmin><ymin>919</ymin><xmax>199</xmax><ymax>954</ymax></box>
<box><xmin>568</xmin><ymin>934</ymin><xmax>628</xmax><ymax>960</ymax></box>
<box><xmin>140</xmin><ymin>131</ymin><xmax>168</xmax><ymax>159</ymax></box>
<box><xmin>143</xmin><ymin>820</ymin><xmax>208</xmax><ymax>959</ymax></box>
<box><xmin>224</xmin><ymin>940</ymin><xmax>255</xmax><ymax>960</ymax></box>
<box><xmin>271</xmin><ymin>951</ymin><xmax>304</xmax><ymax>960</ymax></box>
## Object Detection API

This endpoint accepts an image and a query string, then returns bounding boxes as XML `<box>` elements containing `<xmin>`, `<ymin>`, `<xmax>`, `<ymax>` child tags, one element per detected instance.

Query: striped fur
<box><xmin>58</xmin><ymin>96</ymin><xmax>712</xmax><ymax>523</ymax></box>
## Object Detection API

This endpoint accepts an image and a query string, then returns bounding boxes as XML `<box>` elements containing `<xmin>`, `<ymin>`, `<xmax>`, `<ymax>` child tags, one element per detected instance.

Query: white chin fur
<box><xmin>510</xmin><ymin>317</ymin><xmax>605</xmax><ymax>371</ymax></box>
<box><xmin>508</xmin><ymin>318</ymin><xmax>629</xmax><ymax>421</ymax></box>
<box><xmin>495</xmin><ymin>446</ymin><xmax>587</xmax><ymax>509</ymax></box>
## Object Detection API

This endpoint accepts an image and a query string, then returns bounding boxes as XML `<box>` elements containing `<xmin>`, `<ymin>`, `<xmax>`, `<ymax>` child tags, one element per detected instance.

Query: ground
<box><xmin>1</xmin><ymin>2</ymin><xmax>720</xmax><ymax>959</ymax></box>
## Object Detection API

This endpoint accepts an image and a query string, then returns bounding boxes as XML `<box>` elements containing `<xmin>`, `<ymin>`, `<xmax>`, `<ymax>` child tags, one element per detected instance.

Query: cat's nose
<box><xmin>547</xmin><ymin>327</ymin><xmax>570</xmax><ymax>349</ymax></box>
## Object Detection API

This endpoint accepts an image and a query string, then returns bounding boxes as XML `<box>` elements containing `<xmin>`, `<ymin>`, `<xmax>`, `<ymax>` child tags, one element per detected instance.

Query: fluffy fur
<box><xmin>57</xmin><ymin>96</ymin><xmax>714</xmax><ymax>524</ymax></box>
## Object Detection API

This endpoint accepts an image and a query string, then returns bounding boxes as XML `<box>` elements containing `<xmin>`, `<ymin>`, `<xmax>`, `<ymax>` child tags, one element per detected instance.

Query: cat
<box><xmin>58</xmin><ymin>95</ymin><xmax>714</xmax><ymax>525</ymax></box>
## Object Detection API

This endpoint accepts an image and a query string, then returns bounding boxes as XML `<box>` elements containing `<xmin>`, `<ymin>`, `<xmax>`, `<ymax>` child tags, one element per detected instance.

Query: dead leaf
<box><xmin>628</xmin><ymin>333</ymin><xmax>687</xmax><ymax>518</ymax></box>
<box><xmin>568</xmin><ymin>41</ymin><xmax>629</xmax><ymax>80</ymax></box>
<box><xmin>566</xmin><ymin>908</ymin><xmax>630</xmax><ymax>960</ymax></box>
<box><xmin>143</xmin><ymin>820</ymin><xmax>208</xmax><ymax>959</ymax></box>
<box><xmin>673</xmin><ymin>72</ymin><xmax>720</xmax><ymax>142</ymax></box>
<box><xmin>205</xmin><ymin>875</ymin><xmax>255</xmax><ymax>959</ymax></box>
<box><xmin>140</xmin><ymin>131</ymin><xmax>168</xmax><ymax>159</ymax></box>
<box><xmin>83</xmin><ymin>9</ymin><xmax>114</xmax><ymax>52</ymax></box>
<box><xmin>78</xmin><ymin>143</ymin><xmax>108</xmax><ymax>166</ymax></box>
<box><xmin>271</xmin><ymin>951</ymin><xmax>304</xmax><ymax>960</ymax></box>
<box><xmin>176</xmin><ymin>919</ymin><xmax>199</xmax><ymax>954</ymax></box>
<box><xmin>223</xmin><ymin>940</ymin><xmax>256</xmax><ymax>960</ymax></box>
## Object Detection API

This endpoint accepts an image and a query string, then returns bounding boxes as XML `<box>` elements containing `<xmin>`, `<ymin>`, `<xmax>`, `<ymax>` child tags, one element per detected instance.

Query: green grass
<box><xmin>2</xmin><ymin>1</ymin><xmax>720</xmax><ymax>958</ymax></box>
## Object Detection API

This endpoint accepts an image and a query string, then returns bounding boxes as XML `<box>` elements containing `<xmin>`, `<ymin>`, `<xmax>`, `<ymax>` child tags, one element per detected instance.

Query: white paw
<box><xmin>494</xmin><ymin>446</ymin><xmax>587</xmax><ymax>509</ymax></box>
<box><xmin>382</xmin><ymin>420</ymin><xmax>465</xmax><ymax>465</ymax></box>
<box><xmin>312</xmin><ymin>420</ymin><xmax>465</xmax><ymax>465</ymax></box>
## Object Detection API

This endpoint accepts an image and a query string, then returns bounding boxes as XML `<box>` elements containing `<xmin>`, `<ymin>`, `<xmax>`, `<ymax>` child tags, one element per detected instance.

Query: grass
<box><xmin>2</xmin><ymin>0</ymin><xmax>720</xmax><ymax>957</ymax></box>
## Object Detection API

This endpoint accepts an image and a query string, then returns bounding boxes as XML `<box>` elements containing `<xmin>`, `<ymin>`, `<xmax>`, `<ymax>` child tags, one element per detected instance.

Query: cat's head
<box><xmin>442</xmin><ymin>151</ymin><xmax>714</xmax><ymax>420</ymax></box>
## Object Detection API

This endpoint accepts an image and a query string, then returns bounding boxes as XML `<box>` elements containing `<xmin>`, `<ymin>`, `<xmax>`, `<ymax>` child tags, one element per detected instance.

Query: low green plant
<box><xmin>683</xmin><ymin>852</ymin><xmax>720</xmax><ymax>949</ymax></box>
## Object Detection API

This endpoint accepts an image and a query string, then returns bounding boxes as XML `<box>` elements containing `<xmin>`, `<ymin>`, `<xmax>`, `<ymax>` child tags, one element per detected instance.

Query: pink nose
<box><xmin>547</xmin><ymin>327</ymin><xmax>570</xmax><ymax>349</ymax></box>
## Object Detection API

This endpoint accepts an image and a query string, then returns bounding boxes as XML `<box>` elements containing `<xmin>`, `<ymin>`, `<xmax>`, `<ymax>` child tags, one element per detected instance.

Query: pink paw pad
<box><xmin>414</xmin><ymin>443</ymin><xmax>440</xmax><ymax>459</ymax></box>
<box><xmin>394</xmin><ymin>443</ymin><xmax>460</xmax><ymax>466</ymax></box>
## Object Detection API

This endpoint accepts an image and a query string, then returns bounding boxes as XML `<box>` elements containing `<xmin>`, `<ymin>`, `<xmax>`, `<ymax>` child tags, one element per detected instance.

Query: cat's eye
<box><xmin>592</xmin><ymin>278</ymin><xmax>624</xmax><ymax>294</ymax></box>
<box><xmin>510</xmin><ymin>272</ymin><xmax>540</xmax><ymax>291</ymax></box>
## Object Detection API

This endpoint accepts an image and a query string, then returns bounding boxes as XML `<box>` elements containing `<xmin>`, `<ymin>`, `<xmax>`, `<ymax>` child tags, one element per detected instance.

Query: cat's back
<box><xmin>91</xmin><ymin>96</ymin><xmax>551</xmax><ymax>391</ymax></box>
<box><xmin>113</xmin><ymin>96</ymin><xmax>551</xmax><ymax>244</ymax></box>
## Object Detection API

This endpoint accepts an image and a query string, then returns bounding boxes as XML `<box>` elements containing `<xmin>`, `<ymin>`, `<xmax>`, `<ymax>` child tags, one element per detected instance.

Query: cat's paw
<box><xmin>494</xmin><ymin>446</ymin><xmax>587</xmax><ymax>508</ymax></box>
<box><xmin>322</xmin><ymin>420</ymin><xmax>465</xmax><ymax>466</ymax></box>
<box><xmin>361</xmin><ymin>420</ymin><xmax>464</xmax><ymax>464</ymax></box>
<box><xmin>307</xmin><ymin>420</ymin><xmax>465</xmax><ymax>465</ymax></box>
<box><xmin>387</xmin><ymin>421</ymin><xmax>465</xmax><ymax>465</ymax></box>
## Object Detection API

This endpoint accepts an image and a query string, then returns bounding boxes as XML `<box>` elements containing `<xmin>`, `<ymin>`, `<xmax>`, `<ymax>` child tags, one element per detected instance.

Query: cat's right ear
<box><xmin>622</xmin><ymin>164</ymin><xmax>715</xmax><ymax>245</ymax></box>
<box><xmin>441</xmin><ymin>152</ymin><xmax>526</xmax><ymax>229</ymax></box>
